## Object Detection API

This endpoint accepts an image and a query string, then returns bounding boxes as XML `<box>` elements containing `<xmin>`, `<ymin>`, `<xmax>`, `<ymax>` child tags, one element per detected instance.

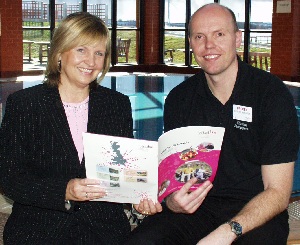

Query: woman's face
<box><xmin>59</xmin><ymin>41</ymin><xmax>106</xmax><ymax>89</ymax></box>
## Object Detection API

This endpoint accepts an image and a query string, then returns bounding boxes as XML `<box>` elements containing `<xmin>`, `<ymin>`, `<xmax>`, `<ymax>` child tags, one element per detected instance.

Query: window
<box><xmin>220</xmin><ymin>0</ymin><xmax>272</xmax><ymax>71</ymax></box>
<box><xmin>249</xmin><ymin>0</ymin><xmax>272</xmax><ymax>71</ymax></box>
<box><xmin>163</xmin><ymin>0</ymin><xmax>188</xmax><ymax>66</ymax></box>
<box><xmin>163</xmin><ymin>0</ymin><xmax>272</xmax><ymax>71</ymax></box>
<box><xmin>114</xmin><ymin>0</ymin><xmax>138</xmax><ymax>65</ymax></box>
<box><xmin>163</xmin><ymin>0</ymin><xmax>216</xmax><ymax>66</ymax></box>
<box><xmin>22</xmin><ymin>0</ymin><xmax>51</xmax><ymax>64</ymax></box>
<box><xmin>22</xmin><ymin>0</ymin><xmax>140</xmax><ymax>66</ymax></box>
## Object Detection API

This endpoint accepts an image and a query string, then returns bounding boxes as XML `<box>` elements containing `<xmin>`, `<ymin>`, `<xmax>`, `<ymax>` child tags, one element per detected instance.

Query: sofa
<box><xmin>0</xmin><ymin>194</ymin><xmax>12</xmax><ymax>245</ymax></box>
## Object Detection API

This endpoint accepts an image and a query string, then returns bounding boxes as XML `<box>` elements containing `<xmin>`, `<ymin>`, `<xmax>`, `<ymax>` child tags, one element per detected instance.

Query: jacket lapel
<box><xmin>87</xmin><ymin>86</ymin><xmax>107</xmax><ymax>134</ymax></box>
<box><xmin>41</xmin><ymin>85</ymin><xmax>80</xmax><ymax>165</ymax></box>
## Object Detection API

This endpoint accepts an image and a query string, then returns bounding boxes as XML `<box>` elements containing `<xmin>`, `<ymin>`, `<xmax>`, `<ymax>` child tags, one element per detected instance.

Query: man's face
<box><xmin>189</xmin><ymin>5</ymin><xmax>242</xmax><ymax>76</ymax></box>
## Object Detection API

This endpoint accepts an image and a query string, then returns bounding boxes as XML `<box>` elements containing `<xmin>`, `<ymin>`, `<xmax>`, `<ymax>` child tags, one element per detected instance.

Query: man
<box><xmin>126</xmin><ymin>3</ymin><xmax>299</xmax><ymax>244</ymax></box>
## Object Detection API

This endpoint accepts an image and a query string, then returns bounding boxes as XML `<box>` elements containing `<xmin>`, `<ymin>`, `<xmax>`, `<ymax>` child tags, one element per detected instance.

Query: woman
<box><xmin>0</xmin><ymin>12</ymin><xmax>160</xmax><ymax>244</ymax></box>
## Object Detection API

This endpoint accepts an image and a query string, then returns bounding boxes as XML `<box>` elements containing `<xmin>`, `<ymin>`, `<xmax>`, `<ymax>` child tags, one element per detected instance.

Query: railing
<box><xmin>237</xmin><ymin>51</ymin><xmax>271</xmax><ymax>71</ymax></box>
<box><xmin>22</xmin><ymin>1</ymin><xmax>108</xmax><ymax>23</ymax></box>
<box><xmin>250</xmin><ymin>36</ymin><xmax>272</xmax><ymax>45</ymax></box>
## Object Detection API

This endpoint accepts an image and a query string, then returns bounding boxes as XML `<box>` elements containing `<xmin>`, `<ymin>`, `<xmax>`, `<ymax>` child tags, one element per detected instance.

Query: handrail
<box><xmin>237</xmin><ymin>51</ymin><xmax>271</xmax><ymax>71</ymax></box>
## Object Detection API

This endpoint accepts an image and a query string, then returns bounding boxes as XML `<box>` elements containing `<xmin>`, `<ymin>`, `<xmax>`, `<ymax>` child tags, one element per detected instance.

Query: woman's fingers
<box><xmin>66</xmin><ymin>178</ymin><xmax>107</xmax><ymax>201</ymax></box>
<box><xmin>136</xmin><ymin>199</ymin><xmax>162</xmax><ymax>215</ymax></box>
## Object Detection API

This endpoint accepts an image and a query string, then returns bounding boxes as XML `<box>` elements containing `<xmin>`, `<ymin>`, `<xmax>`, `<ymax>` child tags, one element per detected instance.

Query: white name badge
<box><xmin>233</xmin><ymin>104</ymin><xmax>252</xmax><ymax>122</ymax></box>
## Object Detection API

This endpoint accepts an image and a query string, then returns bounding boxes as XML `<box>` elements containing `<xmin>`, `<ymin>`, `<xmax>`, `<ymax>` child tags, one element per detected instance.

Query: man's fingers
<box><xmin>179</xmin><ymin>177</ymin><xmax>199</xmax><ymax>193</ymax></box>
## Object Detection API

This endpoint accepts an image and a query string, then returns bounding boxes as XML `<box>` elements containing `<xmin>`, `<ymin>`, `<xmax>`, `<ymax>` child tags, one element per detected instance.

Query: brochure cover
<box><xmin>157</xmin><ymin>126</ymin><xmax>225</xmax><ymax>202</ymax></box>
<box><xmin>83</xmin><ymin>126</ymin><xmax>225</xmax><ymax>204</ymax></box>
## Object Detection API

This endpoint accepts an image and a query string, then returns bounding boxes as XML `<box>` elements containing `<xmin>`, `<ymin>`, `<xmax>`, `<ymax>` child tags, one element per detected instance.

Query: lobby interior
<box><xmin>0</xmin><ymin>1</ymin><xmax>300</xmax><ymax>244</ymax></box>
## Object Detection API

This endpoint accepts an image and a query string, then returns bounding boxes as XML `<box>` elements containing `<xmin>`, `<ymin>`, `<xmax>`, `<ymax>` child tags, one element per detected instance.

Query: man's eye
<box><xmin>195</xmin><ymin>35</ymin><xmax>203</xmax><ymax>40</ymax></box>
<box><xmin>216</xmin><ymin>32</ymin><xmax>224</xmax><ymax>37</ymax></box>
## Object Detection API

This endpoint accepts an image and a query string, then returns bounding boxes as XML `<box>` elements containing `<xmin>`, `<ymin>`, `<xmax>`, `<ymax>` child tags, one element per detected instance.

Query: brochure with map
<box><xmin>83</xmin><ymin>126</ymin><xmax>225</xmax><ymax>204</ymax></box>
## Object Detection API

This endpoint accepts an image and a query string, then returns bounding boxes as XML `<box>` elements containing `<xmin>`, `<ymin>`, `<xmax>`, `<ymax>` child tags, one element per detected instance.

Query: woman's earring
<box><xmin>58</xmin><ymin>60</ymin><xmax>61</xmax><ymax>73</ymax></box>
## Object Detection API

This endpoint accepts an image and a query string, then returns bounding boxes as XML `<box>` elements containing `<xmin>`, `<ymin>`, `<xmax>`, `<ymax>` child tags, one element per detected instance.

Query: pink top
<box><xmin>62</xmin><ymin>97</ymin><xmax>89</xmax><ymax>162</ymax></box>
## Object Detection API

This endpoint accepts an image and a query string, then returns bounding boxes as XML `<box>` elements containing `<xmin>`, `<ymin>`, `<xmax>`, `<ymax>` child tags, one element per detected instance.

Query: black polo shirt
<box><xmin>164</xmin><ymin>59</ymin><xmax>299</xmax><ymax>201</ymax></box>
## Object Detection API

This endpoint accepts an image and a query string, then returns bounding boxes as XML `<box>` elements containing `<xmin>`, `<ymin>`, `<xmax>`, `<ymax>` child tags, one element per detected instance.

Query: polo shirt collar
<box><xmin>195</xmin><ymin>56</ymin><xmax>248</xmax><ymax>102</ymax></box>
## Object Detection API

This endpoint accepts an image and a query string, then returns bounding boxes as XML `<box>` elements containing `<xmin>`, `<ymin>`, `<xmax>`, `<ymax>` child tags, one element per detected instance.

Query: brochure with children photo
<box><xmin>157</xmin><ymin>126</ymin><xmax>225</xmax><ymax>202</ymax></box>
<box><xmin>83</xmin><ymin>126</ymin><xmax>225</xmax><ymax>204</ymax></box>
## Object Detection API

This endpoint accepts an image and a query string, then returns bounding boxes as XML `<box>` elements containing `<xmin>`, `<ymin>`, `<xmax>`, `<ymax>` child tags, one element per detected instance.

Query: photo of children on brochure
<box><xmin>158</xmin><ymin>144</ymin><xmax>214</xmax><ymax>196</ymax></box>
<box><xmin>176</xmin><ymin>144</ymin><xmax>214</xmax><ymax>184</ymax></box>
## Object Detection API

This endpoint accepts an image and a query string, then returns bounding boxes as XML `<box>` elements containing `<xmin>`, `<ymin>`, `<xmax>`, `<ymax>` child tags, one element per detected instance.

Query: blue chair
<box><xmin>292</xmin><ymin>150</ymin><xmax>300</xmax><ymax>197</ymax></box>
<box><xmin>287</xmin><ymin>150</ymin><xmax>300</xmax><ymax>244</ymax></box>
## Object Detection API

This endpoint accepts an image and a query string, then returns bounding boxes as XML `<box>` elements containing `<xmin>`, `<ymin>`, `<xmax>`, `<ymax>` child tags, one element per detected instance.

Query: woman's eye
<box><xmin>96</xmin><ymin>51</ymin><xmax>105</xmax><ymax>56</ymax></box>
<box><xmin>77</xmin><ymin>48</ymin><xmax>85</xmax><ymax>53</ymax></box>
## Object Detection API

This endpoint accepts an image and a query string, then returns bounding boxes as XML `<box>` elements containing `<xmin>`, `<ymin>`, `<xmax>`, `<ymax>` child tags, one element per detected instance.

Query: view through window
<box><xmin>22</xmin><ymin>0</ymin><xmax>139</xmax><ymax>67</ymax></box>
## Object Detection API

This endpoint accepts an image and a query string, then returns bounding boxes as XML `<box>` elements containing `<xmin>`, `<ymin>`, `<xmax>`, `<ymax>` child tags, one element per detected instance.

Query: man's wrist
<box><xmin>225</xmin><ymin>220</ymin><xmax>243</xmax><ymax>239</ymax></box>
<box><xmin>218</xmin><ymin>223</ymin><xmax>239</xmax><ymax>242</ymax></box>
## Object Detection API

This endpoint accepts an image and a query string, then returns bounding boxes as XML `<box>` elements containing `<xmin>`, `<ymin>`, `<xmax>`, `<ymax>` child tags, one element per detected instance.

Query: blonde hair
<box><xmin>44</xmin><ymin>12</ymin><xmax>111</xmax><ymax>88</ymax></box>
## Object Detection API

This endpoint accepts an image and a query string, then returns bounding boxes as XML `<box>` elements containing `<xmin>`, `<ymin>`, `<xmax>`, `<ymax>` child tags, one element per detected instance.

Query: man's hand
<box><xmin>165</xmin><ymin>177</ymin><xmax>213</xmax><ymax>213</ymax></box>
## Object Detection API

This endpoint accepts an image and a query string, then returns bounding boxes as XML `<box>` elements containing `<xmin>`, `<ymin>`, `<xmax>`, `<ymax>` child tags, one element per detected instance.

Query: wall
<box><xmin>271</xmin><ymin>0</ymin><xmax>300</xmax><ymax>81</ymax></box>
<box><xmin>0</xmin><ymin>0</ymin><xmax>23</xmax><ymax>78</ymax></box>
<box><xmin>143</xmin><ymin>0</ymin><xmax>160</xmax><ymax>65</ymax></box>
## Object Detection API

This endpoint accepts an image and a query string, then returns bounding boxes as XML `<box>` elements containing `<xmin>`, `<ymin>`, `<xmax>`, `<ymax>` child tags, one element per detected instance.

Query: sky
<box><xmin>53</xmin><ymin>0</ymin><xmax>273</xmax><ymax>23</ymax></box>
<box><xmin>54</xmin><ymin>0</ymin><xmax>135</xmax><ymax>20</ymax></box>
<box><xmin>168</xmin><ymin>0</ymin><xmax>273</xmax><ymax>23</ymax></box>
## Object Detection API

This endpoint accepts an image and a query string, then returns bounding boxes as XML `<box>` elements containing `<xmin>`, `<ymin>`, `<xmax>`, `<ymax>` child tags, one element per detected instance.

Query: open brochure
<box><xmin>83</xmin><ymin>126</ymin><xmax>225</xmax><ymax>204</ymax></box>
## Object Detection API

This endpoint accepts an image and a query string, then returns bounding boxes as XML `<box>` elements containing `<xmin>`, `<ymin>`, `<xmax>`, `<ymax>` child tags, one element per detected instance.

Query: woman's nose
<box><xmin>85</xmin><ymin>52</ymin><xmax>96</xmax><ymax>66</ymax></box>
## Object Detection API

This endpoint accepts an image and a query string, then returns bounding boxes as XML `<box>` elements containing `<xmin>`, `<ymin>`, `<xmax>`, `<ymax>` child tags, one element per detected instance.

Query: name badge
<box><xmin>233</xmin><ymin>104</ymin><xmax>252</xmax><ymax>122</ymax></box>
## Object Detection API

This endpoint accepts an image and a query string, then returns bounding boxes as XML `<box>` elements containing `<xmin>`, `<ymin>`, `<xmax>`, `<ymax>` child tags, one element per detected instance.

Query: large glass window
<box><xmin>249</xmin><ymin>0</ymin><xmax>272</xmax><ymax>71</ymax></box>
<box><xmin>163</xmin><ymin>0</ymin><xmax>186</xmax><ymax>66</ymax></box>
<box><xmin>115</xmin><ymin>0</ymin><xmax>138</xmax><ymax>64</ymax></box>
<box><xmin>22</xmin><ymin>0</ymin><xmax>139</xmax><ymax>67</ymax></box>
<box><xmin>221</xmin><ymin>0</ymin><xmax>272</xmax><ymax>71</ymax></box>
<box><xmin>22</xmin><ymin>0</ymin><xmax>51</xmax><ymax>64</ymax></box>
<box><xmin>163</xmin><ymin>0</ymin><xmax>215</xmax><ymax>66</ymax></box>
<box><xmin>163</xmin><ymin>0</ymin><xmax>272</xmax><ymax>71</ymax></box>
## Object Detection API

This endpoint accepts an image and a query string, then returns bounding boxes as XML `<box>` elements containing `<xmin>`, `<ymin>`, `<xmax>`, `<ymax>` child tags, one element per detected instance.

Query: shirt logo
<box><xmin>234</xmin><ymin>120</ymin><xmax>249</xmax><ymax>131</ymax></box>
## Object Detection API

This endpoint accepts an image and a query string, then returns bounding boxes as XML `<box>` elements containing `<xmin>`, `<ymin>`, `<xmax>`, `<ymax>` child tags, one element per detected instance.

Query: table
<box><xmin>164</xmin><ymin>49</ymin><xmax>175</xmax><ymax>62</ymax></box>
<box><xmin>35</xmin><ymin>41</ymin><xmax>50</xmax><ymax>63</ymax></box>
<box><xmin>23</xmin><ymin>40</ymin><xmax>34</xmax><ymax>61</ymax></box>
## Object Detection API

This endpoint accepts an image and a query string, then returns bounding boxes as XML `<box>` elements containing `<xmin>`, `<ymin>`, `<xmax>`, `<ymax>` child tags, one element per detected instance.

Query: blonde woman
<box><xmin>0</xmin><ymin>12</ymin><xmax>161</xmax><ymax>244</ymax></box>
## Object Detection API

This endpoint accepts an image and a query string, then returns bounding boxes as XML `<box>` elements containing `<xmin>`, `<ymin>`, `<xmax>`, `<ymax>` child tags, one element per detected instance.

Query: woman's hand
<box><xmin>65</xmin><ymin>178</ymin><xmax>107</xmax><ymax>201</ymax></box>
<box><xmin>133</xmin><ymin>198</ymin><xmax>163</xmax><ymax>215</ymax></box>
